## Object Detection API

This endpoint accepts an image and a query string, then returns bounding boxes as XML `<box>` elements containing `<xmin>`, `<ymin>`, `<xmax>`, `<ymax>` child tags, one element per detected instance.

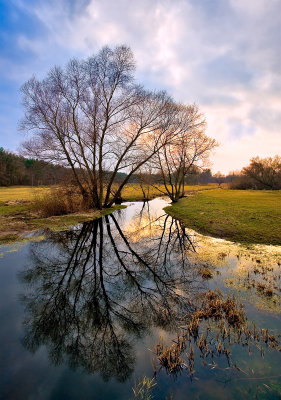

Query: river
<box><xmin>1</xmin><ymin>198</ymin><xmax>281</xmax><ymax>399</ymax></box>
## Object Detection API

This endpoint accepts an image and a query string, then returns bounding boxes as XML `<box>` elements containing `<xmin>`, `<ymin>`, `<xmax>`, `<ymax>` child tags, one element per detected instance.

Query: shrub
<box><xmin>32</xmin><ymin>185</ymin><xmax>87</xmax><ymax>217</ymax></box>
<box><xmin>242</xmin><ymin>156</ymin><xmax>281</xmax><ymax>190</ymax></box>
<box><xmin>228</xmin><ymin>176</ymin><xmax>254</xmax><ymax>190</ymax></box>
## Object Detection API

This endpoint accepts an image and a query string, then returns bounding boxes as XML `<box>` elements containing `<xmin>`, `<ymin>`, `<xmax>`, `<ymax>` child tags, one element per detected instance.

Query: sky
<box><xmin>0</xmin><ymin>0</ymin><xmax>280</xmax><ymax>174</ymax></box>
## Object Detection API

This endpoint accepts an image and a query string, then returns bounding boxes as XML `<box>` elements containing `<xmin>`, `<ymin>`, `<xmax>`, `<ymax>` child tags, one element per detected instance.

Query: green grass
<box><xmin>0</xmin><ymin>184</ymin><xmax>214</xmax><ymax>244</ymax></box>
<box><xmin>121</xmin><ymin>183</ymin><xmax>215</xmax><ymax>201</ymax></box>
<box><xmin>164</xmin><ymin>189</ymin><xmax>281</xmax><ymax>245</ymax></box>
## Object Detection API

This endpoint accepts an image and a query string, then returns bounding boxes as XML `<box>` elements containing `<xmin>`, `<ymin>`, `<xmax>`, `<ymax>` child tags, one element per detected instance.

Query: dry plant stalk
<box><xmin>155</xmin><ymin>290</ymin><xmax>281</xmax><ymax>378</ymax></box>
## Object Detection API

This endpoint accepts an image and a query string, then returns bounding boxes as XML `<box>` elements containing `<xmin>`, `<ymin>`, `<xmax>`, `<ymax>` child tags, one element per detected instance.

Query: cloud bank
<box><xmin>1</xmin><ymin>0</ymin><xmax>280</xmax><ymax>173</ymax></box>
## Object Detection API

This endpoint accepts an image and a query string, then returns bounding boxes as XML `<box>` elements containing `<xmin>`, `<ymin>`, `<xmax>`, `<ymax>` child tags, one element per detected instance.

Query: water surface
<box><xmin>1</xmin><ymin>198</ymin><xmax>281</xmax><ymax>399</ymax></box>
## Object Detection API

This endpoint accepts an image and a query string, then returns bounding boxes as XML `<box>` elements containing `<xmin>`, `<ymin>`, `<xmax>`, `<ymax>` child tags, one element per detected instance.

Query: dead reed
<box><xmin>198</xmin><ymin>267</ymin><xmax>213</xmax><ymax>279</ymax></box>
<box><xmin>155</xmin><ymin>290</ymin><xmax>281</xmax><ymax>378</ymax></box>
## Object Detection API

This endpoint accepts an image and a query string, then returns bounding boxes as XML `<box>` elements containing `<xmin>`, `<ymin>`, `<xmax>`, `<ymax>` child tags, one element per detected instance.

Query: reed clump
<box><xmin>132</xmin><ymin>376</ymin><xmax>156</xmax><ymax>400</ymax></box>
<box><xmin>155</xmin><ymin>338</ymin><xmax>184</xmax><ymax>375</ymax></box>
<box><xmin>155</xmin><ymin>290</ymin><xmax>281</xmax><ymax>378</ymax></box>
<box><xmin>198</xmin><ymin>267</ymin><xmax>213</xmax><ymax>279</ymax></box>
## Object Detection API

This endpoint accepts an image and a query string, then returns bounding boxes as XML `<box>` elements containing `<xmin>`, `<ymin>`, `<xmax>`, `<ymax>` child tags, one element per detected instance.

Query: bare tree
<box><xmin>242</xmin><ymin>156</ymin><xmax>281</xmax><ymax>190</ymax></box>
<box><xmin>20</xmin><ymin>45</ymin><xmax>178</xmax><ymax>209</ymax></box>
<box><xmin>134</xmin><ymin>165</ymin><xmax>155</xmax><ymax>200</ymax></box>
<box><xmin>154</xmin><ymin>105</ymin><xmax>217</xmax><ymax>202</ymax></box>
<box><xmin>213</xmin><ymin>171</ymin><xmax>225</xmax><ymax>188</ymax></box>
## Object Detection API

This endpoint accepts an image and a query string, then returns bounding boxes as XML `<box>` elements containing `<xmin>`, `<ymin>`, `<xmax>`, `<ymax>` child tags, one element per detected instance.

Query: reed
<box><xmin>154</xmin><ymin>290</ymin><xmax>281</xmax><ymax>378</ymax></box>
<box><xmin>132</xmin><ymin>376</ymin><xmax>156</xmax><ymax>400</ymax></box>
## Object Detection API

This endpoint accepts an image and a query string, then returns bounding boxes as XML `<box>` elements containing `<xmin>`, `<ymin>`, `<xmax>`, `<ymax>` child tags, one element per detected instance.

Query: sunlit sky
<box><xmin>0</xmin><ymin>0</ymin><xmax>280</xmax><ymax>174</ymax></box>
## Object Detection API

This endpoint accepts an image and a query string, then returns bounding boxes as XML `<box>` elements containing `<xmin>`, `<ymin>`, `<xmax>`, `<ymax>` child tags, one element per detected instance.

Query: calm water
<box><xmin>1</xmin><ymin>198</ymin><xmax>281</xmax><ymax>400</ymax></box>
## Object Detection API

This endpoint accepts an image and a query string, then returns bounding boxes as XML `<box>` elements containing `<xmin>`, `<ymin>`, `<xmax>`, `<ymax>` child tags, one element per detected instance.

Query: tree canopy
<box><xmin>20</xmin><ymin>45</ymin><xmax>217</xmax><ymax>207</ymax></box>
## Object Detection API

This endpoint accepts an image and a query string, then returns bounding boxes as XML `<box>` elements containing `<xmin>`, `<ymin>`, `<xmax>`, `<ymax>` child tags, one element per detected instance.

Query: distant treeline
<box><xmin>131</xmin><ymin>156</ymin><xmax>281</xmax><ymax>190</ymax></box>
<box><xmin>0</xmin><ymin>147</ymin><xmax>218</xmax><ymax>187</ymax></box>
<box><xmin>1</xmin><ymin>147</ymin><xmax>280</xmax><ymax>190</ymax></box>
<box><xmin>0</xmin><ymin>147</ymin><xmax>69</xmax><ymax>186</ymax></box>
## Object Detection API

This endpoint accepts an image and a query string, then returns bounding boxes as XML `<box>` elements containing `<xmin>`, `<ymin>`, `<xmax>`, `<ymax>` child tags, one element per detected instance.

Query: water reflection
<box><xmin>19</xmin><ymin>202</ymin><xmax>204</xmax><ymax>382</ymax></box>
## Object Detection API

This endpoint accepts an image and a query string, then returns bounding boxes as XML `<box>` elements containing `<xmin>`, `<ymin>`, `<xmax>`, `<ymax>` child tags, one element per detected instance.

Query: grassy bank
<box><xmin>0</xmin><ymin>184</ymin><xmax>212</xmax><ymax>244</ymax></box>
<box><xmin>164</xmin><ymin>189</ymin><xmax>281</xmax><ymax>245</ymax></box>
<box><xmin>0</xmin><ymin>186</ymin><xmax>125</xmax><ymax>244</ymax></box>
<box><xmin>121</xmin><ymin>183</ymin><xmax>213</xmax><ymax>201</ymax></box>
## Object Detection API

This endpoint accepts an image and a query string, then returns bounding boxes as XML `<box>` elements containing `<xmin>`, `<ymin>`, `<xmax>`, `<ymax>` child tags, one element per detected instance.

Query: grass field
<box><xmin>0</xmin><ymin>186</ymin><xmax>49</xmax><ymax>217</ymax></box>
<box><xmin>0</xmin><ymin>184</ymin><xmax>213</xmax><ymax>206</ymax></box>
<box><xmin>165</xmin><ymin>189</ymin><xmax>281</xmax><ymax>245</ymax></box>
<box><xmin>0</xmin><ymin>186</ymin><xmax>49</xmax><ymax>202</ymax></box>
<box><xmin>0</xmin><ymin>184</ymin><xmax>213</xmax><ymax>244</ymax></box>
<box><xmin>121</xmin><ymin>184</ymin><xmax>213</xmax><ymax>201</ymax></box>
<box><xmin>0</xmin><ymin>186</ymin><xmax>122</xmax><ymax>244</ymax></box>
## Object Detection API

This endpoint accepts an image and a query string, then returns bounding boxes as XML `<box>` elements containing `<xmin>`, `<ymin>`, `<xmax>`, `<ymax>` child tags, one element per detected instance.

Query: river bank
<box><xmin>0</xmin><ymin>184</ymin><xmax>212</xmax><ymax>244</ymax></box>
<box><xmin>165</xmin><ymin>189</ymin><xmax>281</xmax><ymax>245</ymax></box>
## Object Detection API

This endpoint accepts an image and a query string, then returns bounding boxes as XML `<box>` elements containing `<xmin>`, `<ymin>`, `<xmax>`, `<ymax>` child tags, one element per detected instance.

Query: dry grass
<box><xmin>0</xmin><ymin>185</ymin><xmax>124</xmax><ymax>244</ymax></box>
<box><xmin>155</xmin><ymin>290</ymin><xmax>281</xmax><ymax>378</ymax></box>
<box><xmin>0</xmin><ymin>186</ymin><xmax>49</xmax><ymax>202</ymax></box>
<box><xmin>0</xmin><ymin>183</ymin><xmax>213</xmax><ymax>206</ymax></box>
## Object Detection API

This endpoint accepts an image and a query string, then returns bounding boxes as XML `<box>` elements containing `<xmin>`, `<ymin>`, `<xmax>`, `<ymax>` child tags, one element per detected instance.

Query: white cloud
<box><xmin>6</xmin><ymin>0</ymin><xmax>281</xmax><ymax>173</ymax></box>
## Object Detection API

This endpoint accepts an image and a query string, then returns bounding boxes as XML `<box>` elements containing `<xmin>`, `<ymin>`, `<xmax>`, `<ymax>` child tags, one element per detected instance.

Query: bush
<box><xmin>242</xmin><ymin>156</ymin><xmax>281</xmax><ymax>190</ymax></box>
<box><xmin>32</xmin><ymin>186</ymin><xmax>87</xmax><ymax>217</ymax></box>
<box><xmin>228</xmin><ymin>176</ymin><xmax>254</xmax><ymax>190</ymax></box>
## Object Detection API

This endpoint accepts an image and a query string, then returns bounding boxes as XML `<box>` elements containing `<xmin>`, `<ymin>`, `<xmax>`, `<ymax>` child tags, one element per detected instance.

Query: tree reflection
<box><xmin>20</xmin><ymin>204</ymin><xmax>203</xmax><ymax>382</ymax></box>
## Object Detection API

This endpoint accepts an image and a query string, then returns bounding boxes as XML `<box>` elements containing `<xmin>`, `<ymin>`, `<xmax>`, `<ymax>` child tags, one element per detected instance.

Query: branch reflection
<box><xmin>20</xmin><ymin>203</ymin><xmax>203</xmax><ymax>381</ymax></box>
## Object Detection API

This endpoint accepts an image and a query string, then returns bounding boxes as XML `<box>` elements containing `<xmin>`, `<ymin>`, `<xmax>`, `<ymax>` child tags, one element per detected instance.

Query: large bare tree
<box><xmin>20</xmin><ymin>46</ymin><xmax>178</xmax><ymax>208</ymax></box>
<box><xmin>20</xmin><ymin>45</ymin><xmax>217</xmax><ymax>208</ymax></box>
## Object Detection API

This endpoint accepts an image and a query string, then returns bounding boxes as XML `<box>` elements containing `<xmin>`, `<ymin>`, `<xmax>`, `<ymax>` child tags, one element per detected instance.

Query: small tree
<box><xmin>242</xmin><ymin>156</ymin><xmax>281</xmax><ymax>190</ymax></box>
<box><xmin>135</xmin><ymin>166</ymin><xmax>154</xmax><ymax>201</ymax></box>
<box><xmin>155</xmin><ymin>105</ymin><xmax>217</xmax><ymax>202</ymax></box>
<box><xmin>213</xmin><ymin>171</ymin><xmax>225</xmax><ymax>188</ymax></box>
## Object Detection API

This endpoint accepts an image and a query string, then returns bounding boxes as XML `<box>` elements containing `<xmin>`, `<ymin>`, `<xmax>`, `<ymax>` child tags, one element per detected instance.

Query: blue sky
<box><xmin>0</xmin><ymin>0</ymin><xmax>280</xmax><ymax>173</ymax></box>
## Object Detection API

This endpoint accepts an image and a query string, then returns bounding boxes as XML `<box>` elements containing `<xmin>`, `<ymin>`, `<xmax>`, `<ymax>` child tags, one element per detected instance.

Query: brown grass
<box><xmin>154</xmin><ymin>290</ymin><xmax>281</xmax><ymax>378</ymax></box>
